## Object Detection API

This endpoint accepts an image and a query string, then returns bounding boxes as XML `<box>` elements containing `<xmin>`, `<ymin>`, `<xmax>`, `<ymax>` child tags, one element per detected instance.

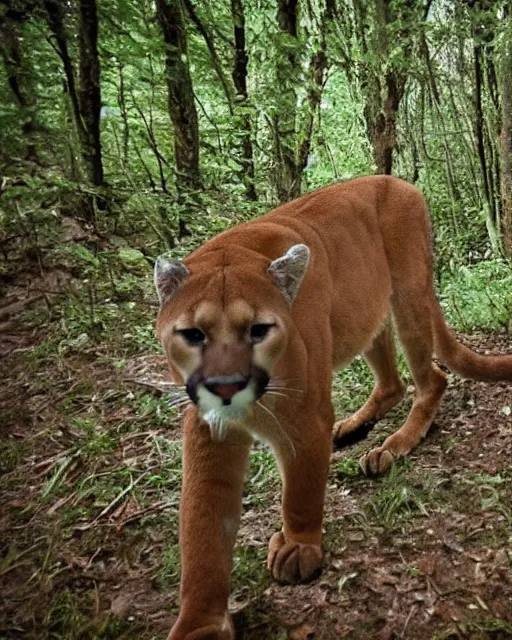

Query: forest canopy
<box><xmin>1</xmin><ymin>0</ymin><xmax>511</xmax><ymax>275</ymax></box>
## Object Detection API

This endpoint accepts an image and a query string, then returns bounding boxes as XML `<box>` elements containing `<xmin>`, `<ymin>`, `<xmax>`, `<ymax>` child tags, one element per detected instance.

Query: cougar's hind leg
<box><xmin>333</xmin><ymin>323</ymin><xmax>406</xmax><ymax>449</ymax></box>
<box><xmin>359</xmin><ymin>295</ymin><xmax>447</xmax><ymax>476</ymax></box>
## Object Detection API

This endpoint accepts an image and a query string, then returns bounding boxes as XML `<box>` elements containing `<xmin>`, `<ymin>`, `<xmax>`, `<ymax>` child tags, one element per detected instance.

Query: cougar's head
<box><xmin>154</xmin><ymin>244</ymin><xmax>309</xmax><ymax>439</ymax></box>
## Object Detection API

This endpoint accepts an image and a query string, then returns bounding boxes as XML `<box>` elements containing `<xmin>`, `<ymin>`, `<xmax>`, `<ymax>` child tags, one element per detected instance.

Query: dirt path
<box><xmin>1</xmin><ymin>325</ymin><xmax>511</xmax><ymax>640</ymax></box>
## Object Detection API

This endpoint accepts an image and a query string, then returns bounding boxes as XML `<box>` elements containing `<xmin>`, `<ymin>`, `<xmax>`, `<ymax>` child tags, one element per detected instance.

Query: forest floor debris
<box><xmin>1</xmin><ymin>299</ymin><xmax>511</xmax><ymax>639</ymax></box>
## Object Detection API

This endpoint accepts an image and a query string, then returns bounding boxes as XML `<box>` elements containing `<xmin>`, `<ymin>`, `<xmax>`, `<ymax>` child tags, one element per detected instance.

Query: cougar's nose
<box><xmin>203</xmin><ymin>374</ymin><xmax>249</xmax><ymax>405</ymax></box>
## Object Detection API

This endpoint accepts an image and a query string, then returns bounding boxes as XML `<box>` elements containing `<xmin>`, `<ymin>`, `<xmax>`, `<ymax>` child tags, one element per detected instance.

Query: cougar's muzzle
<box><xmin>186</xmin><ymin>365</ymin><xmax>269</xmax><ymax>408</ymax></box>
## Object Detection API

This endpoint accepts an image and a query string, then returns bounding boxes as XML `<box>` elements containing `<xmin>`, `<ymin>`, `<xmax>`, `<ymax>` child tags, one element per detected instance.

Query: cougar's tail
<box><xmin>432</xmin><ymin>297</ymin><xmax>512</xmax><ymax>382</ymax></box>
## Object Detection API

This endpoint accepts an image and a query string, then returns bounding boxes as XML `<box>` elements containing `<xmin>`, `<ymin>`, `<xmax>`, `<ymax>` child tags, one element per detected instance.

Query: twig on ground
<box><xmin>400</xmin><ymin>604</ymin><xmax>418</xmax><ymax>638</ymax></box>
<box><xmin>75</xmin><ymin>471</ymin><xmax>149</xmax><ymax>531</ymax></box>
<box><xmin>117</xmin><ymin>499</ymin><xmax>178</xmax><ymax>528</ymax></box>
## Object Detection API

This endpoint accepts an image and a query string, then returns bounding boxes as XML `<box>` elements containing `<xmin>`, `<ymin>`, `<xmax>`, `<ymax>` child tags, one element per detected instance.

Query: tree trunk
<box><xmin>274</xmin><ymin>0</ymin><xmax>300</xmax><ymax>202</ymax></box>
<box><xmin>464</xmin><ymin>0</ymin><xmax>502</xmax><ymax>250</ymax></box>
<box><xmin>182</xmin><ymin>0</ymin><xmax>256</xmax><ymax>200</ymax></box>
<box><xmin>78</xmin><ymin>0</ymin><xmax>103</xmax><ymax>187</ymax></box>
<box><xmin>183</xmin><ymin>0</ymin><xmax>234</xmax><ymax>109</ymax></box>
<box><xmin>0</xmin><ymin>2</ymin><xmax>39</xmax><ymax>161</ymax></box>
<box><xmin>117</xmin><ymin>62</ymin><xmax>129</xmax><ymax>166</ymax></box>
<box><xmin>297</xmin><ymin>40</ymin><xmax>327</xmax><ymax>178</ymax></box>
<box><xmin>45</xmin><ymin>0</ymin><xmax>104</xmax><ymax>193</ymax></box>
<box><xmin>501</xmin><ymin>25</ymin><xmax>512</xmax><ymax>256</ymax></box>
<box><xmin>231</xmin><ymin>0</ymin><xmax>257</xmax><ymax>200</ymax></box>
<box><xmin>44</xmin><ymin>0</ymin><xmax>83</xmax><ymax>139</ymax></box>
<box><xmin>351</xmin><ymin>0</ymin><xmax>428</xmax><ymax>176</ymax></box>
<box><xmin>367</xmin><ymin>72</ymin><xmax>404</xmax><ymax>175</ymax></box>
<box><xmin>156</xmin><ymin>0</ymin><xmax>201</xmax><ymax>194</ymax></box>
<box><xmin>420</xmin><ymin>33</ymin><xmax>461</xmax><ymax>220</ymax></box>
<box><xmin>357</xmin><ymin>0</ymin><xmax>410</xmax><ymax>175</ymax></box>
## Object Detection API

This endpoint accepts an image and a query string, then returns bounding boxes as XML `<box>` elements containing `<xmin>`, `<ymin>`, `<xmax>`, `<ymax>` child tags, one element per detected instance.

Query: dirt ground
<box><xmin>1</xmin><ymin>313</ymin><xmax>511</xmax><ymax>640</ymax></box>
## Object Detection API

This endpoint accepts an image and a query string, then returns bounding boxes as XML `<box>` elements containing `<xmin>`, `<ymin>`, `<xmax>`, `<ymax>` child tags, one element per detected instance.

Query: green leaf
<box><xmin>118</xmin><ymin>247</ymin><xmax>146</xmax><ymax>267</ymax></box>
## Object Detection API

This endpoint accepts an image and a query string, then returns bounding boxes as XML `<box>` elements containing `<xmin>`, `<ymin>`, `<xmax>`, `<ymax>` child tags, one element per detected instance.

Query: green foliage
<box><xmin>440</xmin><ymin>260</ymin><xmax>512</xmax><ymax>331</ymax></box>
<box><xmin>1</xmin><ymin>0</ymin><xmax>511</xmax><ymax>303</ymax></box>
<box><xmin>334</xmin><ymin>457</ymin><xmax>361</xmax><ymax>478</ymax></box>
<box><xmin>244</xmin><ymin>446</ymin><xmax>279</xmax><ymax>508</ymax></box>
<box><xmin>303</xmin><ymin>71</ymin><xmax>373</xmax><ymax>190</ymax></box>
<box><xmin>43</xmin><ymin>589</ymin><xmax>141</xmax><ymax>640</ymax></box>
<box><xmin>362</xmin><ymin>463</ymin><xmax>431</xmax><ymax>529</ymax></box>
<box><xmin>0</xmin><ymin>441</ymin><xmax>25</xmax><ymax>474</ymax></box>
<box><xmin>157</xmin><ymin>542</ymin><xmax>181</xmax><ymax>589</ymax></box>
<box><xmin>44</xmin><ymin>589</ymin><xmax>92</xmax><ymax>639</ymax></box>
<box><xmin>465</xmin><ymin>472</ymin><xmax>512</xmax><ymax>523</ymax></box>
<box><xmin>231</xmin><ymin>545</ymin><xmax>269</xmax><ymax>595</ymax></box>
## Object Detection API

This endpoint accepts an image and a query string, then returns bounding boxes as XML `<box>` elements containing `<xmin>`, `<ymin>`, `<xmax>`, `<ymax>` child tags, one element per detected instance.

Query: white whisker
<box><xmin>264</xmin><ymin>390</ymin><xmax>290</xmax><ymax>400</ymax></box>
<box><xmin>268</xmin><ymin>381</ymin><xmax>304</xmax><ymax>394</ymax></box>
<box><xmin>167</xmin><ymin>396</ymin><xmax>188</xmax><ymax>405</ymax></box>
<box><xmin>167</xmin><ymin>395</ymin><xmax>191</xmax><ymax>409</ymax></box>
<box><xmin>256</xmin><ymin>400</ymin><xmax>296</xmax><ymax>457</ymax></box>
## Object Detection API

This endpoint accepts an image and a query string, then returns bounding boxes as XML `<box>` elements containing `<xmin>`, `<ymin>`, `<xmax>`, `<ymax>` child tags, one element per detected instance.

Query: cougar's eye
<box><xmin>250</xmin><ymin>323</ymin><xmax>275</xmax><ymax>343</ymax></box>
<box><xmin>176</xmin><ymin>328</ymin><xmax>206</xmax><ymax>346</ymax></box>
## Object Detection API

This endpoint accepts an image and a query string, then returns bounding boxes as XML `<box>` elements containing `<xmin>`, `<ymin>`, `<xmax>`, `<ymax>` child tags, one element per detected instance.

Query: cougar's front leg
<box><xmin>268</xmin><ymin>421</ymin><xmax>331</xmax><ymax>585</ymax></box>
<box><xmin>169</xmin><ymin>409</ymin><xmax>251</xmax><ymax>640</ymax></box>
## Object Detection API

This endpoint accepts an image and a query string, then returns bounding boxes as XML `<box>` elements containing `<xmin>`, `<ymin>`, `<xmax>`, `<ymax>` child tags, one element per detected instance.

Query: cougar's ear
<box><xmin>268</xmin><ymin>244</ymin><xmax>310</xmax><ymax>303</ymax></box>
<box><xmin>154</xmin><ymin>256</ymin><xmax>189</xmax><ymax>306</ymax></box>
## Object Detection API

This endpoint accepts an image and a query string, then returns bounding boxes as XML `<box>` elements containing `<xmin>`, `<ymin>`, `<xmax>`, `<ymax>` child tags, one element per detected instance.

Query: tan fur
<box><xmin>155</xmin><ymin>176</ymin><xmax>512</xmax><ymax>640</ymax></box>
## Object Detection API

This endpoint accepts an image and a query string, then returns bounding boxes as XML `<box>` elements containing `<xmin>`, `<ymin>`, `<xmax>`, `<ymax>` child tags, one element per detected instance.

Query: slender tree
<box><xmin>463</xmin><ymin>0</ymin><xmax>501</xmax><ymax>248</ymax></box>
<box><xmin>0</xmin><ymin>0</ymin><xmax>39</xmax><ymax>161</ymax></box>
<box><xmin>420</xmin><ymin>31</ymin><xmax>461</xmax><ymax>208</ymax></box>
<box><xmin>231</xmin><ymin>0</ymin><xmax>257</xmax><ymax>200</ymax></box>
<box><xmin>156</xmin><ymin>0</ymin><xmax>201</xmax><ymax>195</ymax></box>
<box><xmin>270</xmin><ymin>0</ymin><xmax>329</xmax><ymax>201</ymax></box>
<box><xmin>45</xmin><ymin>0</ymin><xmax>103</xmax><ymax>190</ymax></box>
<box><xmin>273</xmin><ymin>0</ymin><xmax>300</xmax><ymax>201</ymax></box>
<box><xmin>78</xmin><ymin>0</ymin><xmax>103</xmax><ymax>186</ymax></box>
<box><xmin>337</xmin><ymin>0</ymin><xmax>430</xmax><ymax>176</ymax></box>
<box><xmin>296</xmin><ymin>2</ymin><xmax>330</xmax><ymax>180</ymax></box>
<box><xmin>182</xmin><ymin>0</ymin><xmax>257</xmax><ymax>200</ymax></box>
<box><xmin>500</xmin><ymin>14</ymin><xmax>512</xmax><ymax>255</ymax></box>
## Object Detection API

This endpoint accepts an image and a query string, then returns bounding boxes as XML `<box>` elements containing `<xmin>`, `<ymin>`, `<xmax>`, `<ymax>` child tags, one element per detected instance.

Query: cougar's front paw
<box><xmin>168</xmin><ymin>613</ymin><xmax>234</xmax><ymax>640</ymax></box>
<box><xmin>333</xmin><ymin>417</ymin><xmax>378</xmax><ymax>448</ymax></box>
<box><xmin>359</xmin><ymin>446</ymin><xmax>394</xmax><ymax>475</ymax></box>
<box><xmin>267</xmin><ymin>531</ymin><xmax>322</xmax><ymax>584</ymax></box>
